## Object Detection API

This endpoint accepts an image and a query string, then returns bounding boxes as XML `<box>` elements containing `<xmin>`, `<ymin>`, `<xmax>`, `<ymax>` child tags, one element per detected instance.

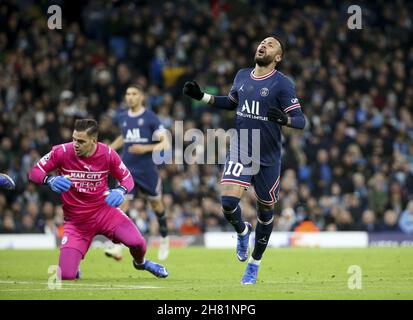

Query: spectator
<box><xmin>380</xmin><ymin>209</ymin><xmax>401</xmax><ymax>232</ymax></box>
<box><xmin>357</xmin><ymin>210</ymin><xmax>378</xmax><ymax>233</ymax></box>
<box><xmin>399</xmin><ymin>201</ymin><xmax>413</xmax><ymax>234</ymax></box>
<box><xmin>276</xmin><ymin>207</ymin><xmax>296</xmax><ymax>232</ymax></box>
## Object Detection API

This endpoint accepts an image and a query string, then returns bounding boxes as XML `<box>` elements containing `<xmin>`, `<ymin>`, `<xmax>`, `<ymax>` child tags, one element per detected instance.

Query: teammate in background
<box><xmin>28</xmin><ymin>119</ymin><xmax>168</xmax><ymax>280</ymax></box>
<box><xmin>104</xmin><ymin>84</ymin><xmax>171</xmax><ymax>261</ymax></box>
<box><xmin>183</xmin><ymin>36</ymin><xmax>306</xmax><ymax>284</ymax></box>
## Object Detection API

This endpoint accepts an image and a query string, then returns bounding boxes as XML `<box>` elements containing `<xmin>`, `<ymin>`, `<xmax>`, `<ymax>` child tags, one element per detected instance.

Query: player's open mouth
<box><xmin>257</xmin><ymin>49</ymin><xmax>265</xmax><ymax>56</ymax></box>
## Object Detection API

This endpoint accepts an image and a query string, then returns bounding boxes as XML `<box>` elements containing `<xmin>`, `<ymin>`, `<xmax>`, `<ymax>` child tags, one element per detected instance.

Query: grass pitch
<box><xmin>1</xmin><ymin>247</ymin><xmax>412</xmax><ymax>300</ymax></box>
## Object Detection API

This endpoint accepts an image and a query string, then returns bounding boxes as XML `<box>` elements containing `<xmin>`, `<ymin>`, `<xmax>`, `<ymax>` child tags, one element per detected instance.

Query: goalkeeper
<box><xmin>28</xmin><ymin>119</ymin><xmax>168</xmax><ymax>280</ymax></box>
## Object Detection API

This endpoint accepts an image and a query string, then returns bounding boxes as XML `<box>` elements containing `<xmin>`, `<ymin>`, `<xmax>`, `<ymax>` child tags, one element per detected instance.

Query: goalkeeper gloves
<box><xmin>183</xmin><ymin>81</ymin><xmax>204</xmax><ymax>101</ymax></box>
<box><xmin>104</xmin><ymin>187</ymin><xmax>126</xmax><ymax>207</ymax></box>
<box><xmin>45</xmin><ymin>176</ymin><xmax>72</xmax><ymax>193</ymax></box>
<box><xmin>267</xmin><ymin>107</ymin><xmax>288</xmax><ymax>126</ymax></box>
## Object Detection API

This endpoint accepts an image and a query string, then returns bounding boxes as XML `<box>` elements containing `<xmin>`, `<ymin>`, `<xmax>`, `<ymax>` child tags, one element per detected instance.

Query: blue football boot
<box><xmin>237</xmin><ymin>222</ymin><xmax>252</xmax><ymax>262</ymax></box>
<box><xmin>133</xmin><ymin>259</ymin><xmax>168</xmax><ymax>278</ymax></box>
<box><xmin>241</xmin><ymin>263</ymin><xmax>259</xmax><ymax>285</ymax></box>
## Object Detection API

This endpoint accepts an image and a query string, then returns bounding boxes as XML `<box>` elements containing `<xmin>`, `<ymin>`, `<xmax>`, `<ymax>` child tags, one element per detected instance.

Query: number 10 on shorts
<box><xmin>225</xmin><ymin>161</ymin><xmax>244</xmax><ymax>177</ymax></box>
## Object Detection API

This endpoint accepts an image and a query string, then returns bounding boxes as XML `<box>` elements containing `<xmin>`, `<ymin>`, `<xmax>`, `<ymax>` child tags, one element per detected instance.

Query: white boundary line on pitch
<box><xmin>0</xmin><ymin>280</ymin><xmax>163</xmax><ymax>290</ymax></box>
<box><xmin>0</xmin><ymin>288</ymin><xmax>159</xmax><ymax>292</ymax></box>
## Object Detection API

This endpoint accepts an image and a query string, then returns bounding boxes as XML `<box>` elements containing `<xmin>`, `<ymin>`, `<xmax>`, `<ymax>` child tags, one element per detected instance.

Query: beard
<box><xmin>254</xmin><ymin>54</ymin><xmax>274</xmax><ymax>67</ymax></box>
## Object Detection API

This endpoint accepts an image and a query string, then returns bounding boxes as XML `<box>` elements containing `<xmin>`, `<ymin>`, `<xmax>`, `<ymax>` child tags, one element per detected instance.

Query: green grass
<box><xmin>1</xmin><ymin>247</ymin><xmax>413</xmax><ymax>299</ymax></box>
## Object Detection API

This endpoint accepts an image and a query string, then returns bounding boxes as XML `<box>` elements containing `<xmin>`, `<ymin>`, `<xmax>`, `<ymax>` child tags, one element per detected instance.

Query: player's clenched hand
<box><xmin>183</xmin><ymin>81</ymin><xmax>204</xmax><ymax>100</ymax></box>
<box><xmin>104</xmin><ymin>187</ymin><xmax>126</xmax><ymax>207</ymax></box>
<box><xmin>267</xmin><ymin>107</ymin><xmax>288</xmax><ymax>126</ymax></box>
<box><xmin>46</xmin><ymin>176</ymin><xmax>72</xmax><ymax>193</ymax></box>
<box><xmin>128</xmin><ymin>144</ymin><xmax>149</xmax><ymax>154</ymax></box>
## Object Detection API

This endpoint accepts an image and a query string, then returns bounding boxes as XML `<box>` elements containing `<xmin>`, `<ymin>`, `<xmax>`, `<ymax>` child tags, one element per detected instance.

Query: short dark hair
<box><xmin>269</xmin><ymin>35</ymin><xmax>285</xmax><ymax>59</ymax></box>
<box><xmin>127</xmin><ymin>84</ymin><xmax>144</xmax><ymax>93</ymax></box>
<box><xmin>74</xmin><ymin>119</ymin><xmax>98</xmax><ymax>138</ymax></box>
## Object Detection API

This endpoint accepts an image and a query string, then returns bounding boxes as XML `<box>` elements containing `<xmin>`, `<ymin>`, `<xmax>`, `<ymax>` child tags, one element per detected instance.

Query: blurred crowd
<box><xmin>1</xmin><ymin>0</ymin><xmax>413</xmax><ymax>236</ymax></box>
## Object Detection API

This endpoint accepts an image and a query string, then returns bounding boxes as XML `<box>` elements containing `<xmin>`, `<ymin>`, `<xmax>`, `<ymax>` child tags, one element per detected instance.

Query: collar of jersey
<box><xmin>250</xmin><ymin>68</ymin><xmax>277</xmax><ymax>80</ymax></box>
<box><xmin>128</xmin><ymin>108</ymin><xmax>146</xmax><ymax>117</ymax></box>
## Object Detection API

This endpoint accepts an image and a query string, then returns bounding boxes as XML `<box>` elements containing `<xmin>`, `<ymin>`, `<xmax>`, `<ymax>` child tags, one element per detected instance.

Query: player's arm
<box><xmin>110</xmin><ymin>135</ymin><xmax>124</xmax><ymax>150</ymax></box>
<box><xmin>128</xmin><ymin>132</ymin><xmax>170</xmax><ymax>154</ymax></box>
<box><xmin>267</xmin><ymin>106</ymin><xmax>306</xmax><ymax>129</ymax></box>
<box><xmin>129</xmin><ymin>123</ymin><xmax>171</xmax><ymax>154</ymax></box>
<box><xmin>153</xmin><ymin>130</ymin><xmax>171</xmax><ymax>152</ymax></box>
<box><xmin>183</xmin><ymin>80</ymin><xmax>237</xmax><ymax>110</ymax></box>
<box><xmin>28</xmin><ymin>146</ymin><xmax>72</xmax><ymax>193</ymax></box>
<box><xmin>108</xmin><ymin>149</ymin><xmax>134</xmax><ymax>193</ymax></box>
<box><xmin>104</xmin><ymin>149</ymin><xmax>134</xmax><ymax>207</ymax></box>
<box><xmin>267</xmin><ymin>79</ymin><xmax>306</xmax><ymax>129</ymax></box>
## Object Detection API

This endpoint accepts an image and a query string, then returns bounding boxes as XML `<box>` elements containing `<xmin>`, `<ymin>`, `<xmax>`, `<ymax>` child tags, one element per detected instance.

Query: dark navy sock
<box><xmin>252</xmin><ymin>209</ymin><xmax>274</xmax><ymax>260</ymax></box>
<box><xmin>222</xmin><ymin>196</ymin><xmax>245</xmax><ymax>233</ymax></box>
<box><xmin>155</xmin><ymin>211</ymin><xmax>168</xmax><ymax>238</ymax></box>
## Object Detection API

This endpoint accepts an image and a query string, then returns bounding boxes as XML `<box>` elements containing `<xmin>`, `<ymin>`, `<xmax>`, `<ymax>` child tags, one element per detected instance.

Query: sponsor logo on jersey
<box><xmin>241</xmin><ymin>100</ymin><xmax>260</xmax><ymax>115</ymax></box>
<box><xmin>124</xmin><ymin>128</ymin><xmax>149</xmax><ymax>143</ymax></box>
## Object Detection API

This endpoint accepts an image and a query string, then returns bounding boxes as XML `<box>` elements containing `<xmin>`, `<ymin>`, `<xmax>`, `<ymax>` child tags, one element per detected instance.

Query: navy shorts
<box><xmin>220</xmin><ymin>158</ymin><xmax>281</xmax><ymax>205</ymax></box>
<box><xmin>127</xmin><ymin>168</ymin><xmax>162</xmax><ymax>200</ymax></box>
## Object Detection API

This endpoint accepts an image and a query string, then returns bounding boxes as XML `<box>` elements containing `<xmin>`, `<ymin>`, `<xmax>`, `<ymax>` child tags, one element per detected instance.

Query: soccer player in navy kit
<box><xmin>105</xmin><ymin>84</ymin><xmax>171</xmax><ymax>261</ymax></box>
<box><xmin>183</xmin><ymin>36</ymin><xmax>306</xmax><ymax>284</ymax></box>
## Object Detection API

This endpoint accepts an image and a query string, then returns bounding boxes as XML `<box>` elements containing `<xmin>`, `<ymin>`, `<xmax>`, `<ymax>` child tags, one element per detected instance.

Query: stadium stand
<box><xmin>0</xmin><ymin>0</ymin><xmax>412</xmax><ymax>236</ymax></box>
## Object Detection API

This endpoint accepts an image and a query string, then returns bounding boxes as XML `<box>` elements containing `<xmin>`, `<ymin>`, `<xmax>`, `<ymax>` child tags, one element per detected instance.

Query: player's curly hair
<box><xmin>74</xmin><ymin>119</ymin><xmax>98</xmax><ymax>138</ymax></box>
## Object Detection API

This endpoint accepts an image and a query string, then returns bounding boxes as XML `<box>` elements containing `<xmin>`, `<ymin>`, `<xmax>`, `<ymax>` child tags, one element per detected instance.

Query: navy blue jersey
<box><xmin>228</xmin><ymin>68</ymin><xmax>302</xmax><ymax>166</ymax></box>
<box><xmin>114</xmin><ymin>108</ymin><xmax>164</xmax><ymax>175</ymax></box>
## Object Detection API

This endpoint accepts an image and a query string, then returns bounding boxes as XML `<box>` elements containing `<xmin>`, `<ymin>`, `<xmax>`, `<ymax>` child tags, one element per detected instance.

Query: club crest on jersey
<box><xmin>138</xmin><ymin>118</ymin><xmax>144</xmax><ymax>126</ymax></box>
<box><xmin>260</xmin><ymin>87</ymin><xmax>269</xmax><ymax>97</ymax></box>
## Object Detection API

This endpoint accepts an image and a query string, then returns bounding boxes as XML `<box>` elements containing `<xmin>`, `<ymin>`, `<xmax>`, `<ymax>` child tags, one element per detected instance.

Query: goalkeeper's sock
<box><xmin>130</xmin><ymin>247</ymin><xmax>146</xmax><ymax>265</ymax></box>
<box><xmin>155</xmin><ymin>210</ymin><xmax>168</xmax><ymax>238</ymax></box>
<box><xmin>251</xmin><ymin>208</ymin><xmax>274</xmax><ymax>260</ymax></box>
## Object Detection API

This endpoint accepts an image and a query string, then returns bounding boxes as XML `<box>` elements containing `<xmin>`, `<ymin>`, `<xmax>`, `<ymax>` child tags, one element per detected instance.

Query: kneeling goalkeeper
<box><xmin>28</xmin><ymin>119</ymin><xmax>168</xmax><ymax>280</ymax></box>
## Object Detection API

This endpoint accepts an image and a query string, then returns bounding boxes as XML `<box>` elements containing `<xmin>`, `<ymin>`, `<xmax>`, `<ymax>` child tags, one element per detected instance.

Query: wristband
<box><xmin>43</xmin><ymin>176</ymin><xmax>51</xmax><ymax>184</ymax></box>
<box><xmin>201</xmin><ymin>93</ymin><xmax>212</xmax><ymax>104</ymax></box>
<box><xmin>117</xmin><ymin>186</ymin><xmax>127</xmax><ymax>194</ymax></box>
